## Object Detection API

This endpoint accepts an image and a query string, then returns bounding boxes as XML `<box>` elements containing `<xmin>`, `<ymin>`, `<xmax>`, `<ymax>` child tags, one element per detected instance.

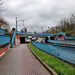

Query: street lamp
<box><xmin>41</xmin><ymin>27</ymin><xmax>50</xmax><ymax>33</ymax></box>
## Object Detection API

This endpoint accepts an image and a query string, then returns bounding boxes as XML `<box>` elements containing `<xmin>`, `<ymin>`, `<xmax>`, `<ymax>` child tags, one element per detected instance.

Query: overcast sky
<box><xmin>2</xmin><ymin>0</ymin><xmax>75</xmax><ymax>32</ymax></box>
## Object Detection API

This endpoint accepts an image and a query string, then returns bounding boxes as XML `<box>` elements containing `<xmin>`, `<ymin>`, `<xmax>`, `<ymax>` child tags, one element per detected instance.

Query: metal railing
<box><xmin>0</xmin><ymin>29</ymin><xmax>5</xmax><ymax>34</ymax></box>
<box><xmin>19</xmin><ymin>32</ymin><xmax>55</xmax><ymax>36</ymax></box>
<box><xmin>47</xmin><ymin>40</ymin><xmax>75</xmax><ymax>45</ymax></box>
<box><xmin>0</xmin><ymin>35</ymin><xmax>10</xmax><ymax>45</ymax></box>
<box><xmin>32</xmin><ymin>41</ymin><xmax>75</xmax><ymax>64</ymax></box>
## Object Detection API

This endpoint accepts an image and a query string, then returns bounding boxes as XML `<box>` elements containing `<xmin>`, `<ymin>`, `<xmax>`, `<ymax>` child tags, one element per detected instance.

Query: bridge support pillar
<box><xmin>45</xmin><ymin>37</ymin><xmax>48</xmax><ymax>43</ymax></box>
<box><xmin>30</xmin><ymin>38</ymin><xmax>32</xmax><ymax>43</ymax></box>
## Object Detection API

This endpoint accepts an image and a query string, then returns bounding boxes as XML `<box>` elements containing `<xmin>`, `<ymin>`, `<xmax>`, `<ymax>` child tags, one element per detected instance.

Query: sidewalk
<box><xmin>0</xmin><ymin>44</ymin><xmax>51</xmax><ymax>75</ymax></box>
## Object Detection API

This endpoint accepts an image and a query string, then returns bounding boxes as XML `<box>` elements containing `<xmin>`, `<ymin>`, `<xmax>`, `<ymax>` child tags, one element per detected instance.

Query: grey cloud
<box><xmin>2</xmin><ymin>0</ymin><xmax>75</xmax><ymax>32</ymax></box>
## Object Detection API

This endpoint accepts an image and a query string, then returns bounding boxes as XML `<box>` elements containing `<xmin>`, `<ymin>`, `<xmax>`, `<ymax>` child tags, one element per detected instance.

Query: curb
<box><xmin>27</xmin><ymin>44</ymin><xmax>58</xmax><ymax>75</ymax></box>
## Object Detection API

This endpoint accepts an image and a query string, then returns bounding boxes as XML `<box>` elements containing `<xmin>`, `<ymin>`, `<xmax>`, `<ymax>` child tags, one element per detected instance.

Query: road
<box><xmin>0</xmin><ymin>44</ymin><xmax>50</xmax><ymax>75</ymax></box>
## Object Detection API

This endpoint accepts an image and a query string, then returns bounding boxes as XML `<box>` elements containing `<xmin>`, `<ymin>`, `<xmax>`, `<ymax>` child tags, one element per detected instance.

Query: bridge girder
<box><xmin>19</xmin><ymin>34</ymin><xmax>54</xmax><ymax>38</ymax></box>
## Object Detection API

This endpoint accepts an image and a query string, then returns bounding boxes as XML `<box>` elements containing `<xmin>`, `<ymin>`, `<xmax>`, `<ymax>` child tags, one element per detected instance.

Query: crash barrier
<box><xmin>0</xmin><ymin>28</ymin><xmax>5</xmax><ymax>35</ymax></box>
<box><xmin>0</xmin><ymin>35</ymin><xmax>10</xmax><ymax>45</ymax></box>
<box><xmin>0</xmin><ymin>28</ymin><xmax>20</xmax><ymax>57</ymax></box>
<box><xmin>20</xmin><ymin>32</ymin><xmax>55</xmax><ymax>36</ymax></box>
<box><xmin>32</xmin><ymin>41</ymin><xmax>75</xmax><ymax>64</ymax></box>
<box><xmin>0</xmin><ymin>34</ymin><xmax>11</xmax><ymax>57</ymax></box>
<box><xmin>47</xmin><ymin>40</ymin><xmax>75</xmax><ymax>46</ymax></box>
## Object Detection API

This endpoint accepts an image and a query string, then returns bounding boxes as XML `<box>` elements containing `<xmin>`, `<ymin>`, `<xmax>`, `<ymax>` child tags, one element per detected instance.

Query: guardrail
<box><xmin>20</xmin><ymin>32</ymin><xmax>55</xmax><ymax>36</ymax></box>
<box><xmin>32</xmin><ymin>41</ymin><xmax>75</xmax><ymax>64</ymax></box>
<box><xmin>0</xmin><ymin>35</ymin><xmax>10</xmax><ymax>45</ymax></box>
<box><xmin>0</xmin><ymin>28</ymin><xmax>5</xmax><ymax>34</ymax></box>
<box><xmin>0</xmin><ymin>28</ymin><xmax>20</xmax><ymax>57</ymax></box>
<box><xmin>47</xmin><ymin>40</ymin><xmax>75</xmax><ymax>46</ymax></box>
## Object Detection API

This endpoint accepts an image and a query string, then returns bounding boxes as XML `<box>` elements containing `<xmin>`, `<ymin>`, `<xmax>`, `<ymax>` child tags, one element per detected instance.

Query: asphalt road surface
<box><xmin>0</xmin><ymin>44</ymin><xmax>51</xmax><ymax>75</ymax></box>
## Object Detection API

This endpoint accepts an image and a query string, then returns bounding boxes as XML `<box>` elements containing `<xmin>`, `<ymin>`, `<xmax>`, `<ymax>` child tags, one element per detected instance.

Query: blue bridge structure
<box><xmin>0</xmin><ymin>28</ymin><xmax>75</xmax><ymax>65</ymax></box>
<box><xmin>0</xmin><ymin>28</ymin><xmax>75</xmax><ymax>47</ymax></box>
<box><xmin>0</xmin><ymin>28</ymin><xmax>55</xmax><ymax>46</ymax></box>
<box><xmin>0</xmin><ymin>28</ymin><xmax>75</xmax><ymax>46</ymax></box>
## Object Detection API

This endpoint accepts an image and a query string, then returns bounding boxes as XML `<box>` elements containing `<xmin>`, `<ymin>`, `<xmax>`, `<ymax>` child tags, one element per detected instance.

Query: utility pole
<box><xmin>16</xmin><ymin>17</ymin><xmax>17</xmax><ymax>30</ymax></box>
<box><xmin>16</xmin><ymin>17</ymin><xmax>26</xmax><ymax>30</ymax></box>
<box><xmin>19</xmin><ymin>19</ymin><xmax>26</xmax><ymax>26</ymax></box>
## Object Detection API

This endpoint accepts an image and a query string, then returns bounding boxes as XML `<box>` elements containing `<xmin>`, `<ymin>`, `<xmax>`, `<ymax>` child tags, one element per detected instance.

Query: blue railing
<box><xmin>0</xmin><ymin>29</ymin><xmax>5</xmax><ymax>34</ymax></box>
<box><xmin>20</xmin><ymin>32</ymin><xmax>55</xmax><ymax>36</ymax></box>
<box><xmin>32</xmin><ymin>41</ymin><xmax>75</xmax><ymax>64</ymax></box>
<box><xmin>0</xmin><ymin>35</ymin><xmax>10</xmax><ymax>45</ymax></box>
<box><xmin>0</xmin><ymin>29</ymin><xmax>19</xmax><ymax>47</ymax></box>
<box><xmin>66</xmin><ymin>36</ymin><xmax>75</xmax><ymax>40</ymax></box>
<box><xmin>47</xmin><ymin>40</ymin><xmax>75</xmax><ymax>45</ymax></box>
<box><xmin>15</xmin><ymin>30</ymin><xmax>19</xmax><ymax>34</ymax></box>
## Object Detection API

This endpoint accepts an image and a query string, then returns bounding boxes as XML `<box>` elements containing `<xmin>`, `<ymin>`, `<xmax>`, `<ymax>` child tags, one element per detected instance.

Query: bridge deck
<box><xmin>0</xmin><ymin>44</ymin><xmax>50</xmax><ymax>75</ymax></box>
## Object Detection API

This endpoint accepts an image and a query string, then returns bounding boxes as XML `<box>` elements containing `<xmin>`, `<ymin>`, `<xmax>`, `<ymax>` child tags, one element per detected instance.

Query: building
<box><xmin>27</xmin><ymin>26</ymin><xmax>35</xmax><ymax>33</ymax></box>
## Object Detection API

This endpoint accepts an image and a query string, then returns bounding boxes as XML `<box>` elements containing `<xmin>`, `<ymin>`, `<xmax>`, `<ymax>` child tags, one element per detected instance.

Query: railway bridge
<box><xmin>0</xmin><ymin>28</ymin><xmax>75</xmax><ymax>75</ymax></box>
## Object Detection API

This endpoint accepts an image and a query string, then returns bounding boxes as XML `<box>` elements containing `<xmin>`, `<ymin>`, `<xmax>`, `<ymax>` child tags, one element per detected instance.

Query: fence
<box><xmin>0</xmin><ymin>29</ymin><xmax>5</xmax><ymax>34</ymax></box>
<box><xmin>48</xmin><ymin>40</ymin><xmax>75</xmax><ymax>46</ymax></box>
<box><xmin>0</xmin><ymin>35</ymin><xmax>10</xmax><ymax>45</ymax></box>
<box><xmin>0</xmin><ymin>35</ymin><xmax>11</xmax><ymax>57</ymax></box>
<box><xmin>32</xmin><ymin>41</ymin><xmax>75</xmax><ymax>64</ymax></box>
<box><xmin>20</xmin><ymin>32</ymin><xmax>55</xmax><ymax>36</ymax></box>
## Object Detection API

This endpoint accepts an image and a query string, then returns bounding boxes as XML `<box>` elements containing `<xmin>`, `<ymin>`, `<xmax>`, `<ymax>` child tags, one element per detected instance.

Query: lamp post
<box><xmin>41</xmin><ymin>27</ymin><xmax>50</xmax><ymax>33</ymax></box>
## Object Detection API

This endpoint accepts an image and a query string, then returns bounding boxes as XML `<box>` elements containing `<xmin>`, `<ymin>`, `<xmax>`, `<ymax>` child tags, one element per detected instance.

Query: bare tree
<box><xmin>0</xmin><ymin>0</ymin><xmax>10</xmax><ymax>33</ymax></box>
<box><xmin>0</xmin><ymin>0</ymin><xmax>3</xmax><ymax>12</ymax></box>
<box><xmin>0</xmin><ymin>17</ymin><xmax>10</xmax><ymax>33</ymax></box>
<box><xmin>0</xmin><ymin>0</ymin><xmax>6</xmax><ymax>13</ymax></box>
<box><xmin>0</xmin><ymin>17</ymin><xmax>6</xmax><ymax>27</ymax></box>
<box><xmin>45</xmin><ymin>13</ymin><xmax>75</xmax><ymax>36</ymax></box>
<box><xmin>70</xmin><ymin>14</ymin><xmax>75</xmax><ymax>29</ymax></box>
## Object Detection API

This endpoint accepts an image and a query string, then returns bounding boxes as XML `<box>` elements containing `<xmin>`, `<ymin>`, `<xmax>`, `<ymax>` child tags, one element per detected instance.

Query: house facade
<box><xmin>27</xmin><ymin>26</ymin><xmax>35</xmax><ymax>33</ymax></box>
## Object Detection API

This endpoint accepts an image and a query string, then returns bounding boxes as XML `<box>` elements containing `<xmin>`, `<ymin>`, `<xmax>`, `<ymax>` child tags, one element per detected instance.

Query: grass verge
<box><xmin>28</xmin><ymin>43</ymin><xmax>75</xmax><ymax>75</ymax></box>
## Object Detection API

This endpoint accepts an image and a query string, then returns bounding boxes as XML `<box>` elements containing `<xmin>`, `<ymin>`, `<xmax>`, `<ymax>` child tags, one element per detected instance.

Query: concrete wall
<box><xmin>13</xmin><ymin>35</ymin><xmax>20</xmax><ymax>47</ymax></box>
<box><xmin>0</xmin><ymin>44</ymin><xmax>11</xmax><ymax>57</ymax></box>
<box><xmin>57</xmin><ymin>35</ymin><xmax>65</xmax><ymax>40</ymax></box>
